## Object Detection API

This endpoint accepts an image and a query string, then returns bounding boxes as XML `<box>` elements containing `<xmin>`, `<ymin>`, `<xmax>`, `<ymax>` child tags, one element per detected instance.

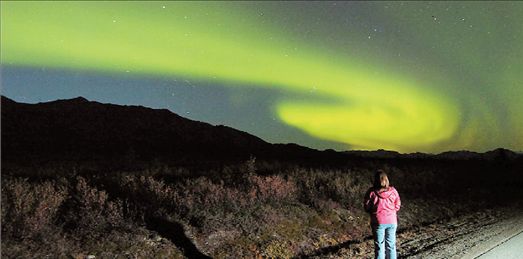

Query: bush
<box><xmin>247</xmin><ymin>174</ymin><xmax>298</xmax><ymax>203</ymax></box>
<box><xmin>1</xmin><ymin>178</ymin><xmax>68</xmax><ymax>239</ymax></box>
<box><xmin>65</xmin><ymin>176</ymin><xmax>124</xmax><ymax>234</ymax></box>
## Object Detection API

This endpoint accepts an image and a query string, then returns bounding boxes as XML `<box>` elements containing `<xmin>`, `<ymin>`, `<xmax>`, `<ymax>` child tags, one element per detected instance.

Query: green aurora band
<box><xmin>2</xmin><ymin>2</ymin><xmax>522</xmax><ymax>152</ymax></box>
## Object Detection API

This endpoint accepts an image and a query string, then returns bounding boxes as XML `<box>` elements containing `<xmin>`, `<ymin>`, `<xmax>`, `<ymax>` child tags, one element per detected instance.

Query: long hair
<box><xmin>373</xmin><ymin>169</ymin><xmax>390</xmax><ymax>191</ymax></box>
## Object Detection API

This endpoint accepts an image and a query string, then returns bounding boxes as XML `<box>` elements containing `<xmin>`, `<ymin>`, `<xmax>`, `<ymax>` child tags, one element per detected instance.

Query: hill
<box><xmin>2</xmin><ymin>96</ymin><xmax>520</xmax><ymax>168</ymax></box>
<box><xmin>2</xmin><ymin>96</ymin><xmax>343</xmax><ymax>167</ymax></box>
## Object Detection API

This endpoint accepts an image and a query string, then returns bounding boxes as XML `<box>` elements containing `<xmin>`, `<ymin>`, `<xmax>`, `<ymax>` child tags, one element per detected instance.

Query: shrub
<box><xmin>247</xmin><ymin>174</ymin><xmax>298</xmax><ymax>203</ymax></box>
<box><xmin>120</xmin><ymin>175</ymin><xmax>178</xmax><ymax>209</ymax></box>
<box><xmin>66</xmin><ymin>176</ymin><xmax>124</xmax><ymax>234</ymax></box>
<box><xmin>1</xmin><ymin>178</ymin><xmax>68</xmax><ymax>239</ymax></box>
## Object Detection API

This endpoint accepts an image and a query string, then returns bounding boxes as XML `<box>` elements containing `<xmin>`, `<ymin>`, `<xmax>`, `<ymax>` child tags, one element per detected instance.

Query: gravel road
<box><xmin>477</xmin><ymin>230</ymin><xmax>523</xmax><ymax>259</ymax></box>
<box><xmin>313</xmin><ymin>206</ymin><xmax>523</xmax><ymax>258</ymax></box>
<box><xmin>401</xmin><ymin>208</ymin><xmax>523</xmax><ymax>259</ymax></box>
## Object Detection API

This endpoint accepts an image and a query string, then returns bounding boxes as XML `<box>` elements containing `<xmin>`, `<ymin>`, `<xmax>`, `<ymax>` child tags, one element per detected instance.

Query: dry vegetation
<box><xmin>2</xmin><ymin>156</ymin><xmax>522</xmax><ymax>258</ymax></box>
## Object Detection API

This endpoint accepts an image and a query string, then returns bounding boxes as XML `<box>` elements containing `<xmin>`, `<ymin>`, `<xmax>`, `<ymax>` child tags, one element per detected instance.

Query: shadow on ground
<box><xmin>297</xmin><ymin>235</ymin><xmax>374</xmax><ymax>258</ymax></box>
<box><xmin>146</xmin><ymin>216</ymin><xmax>212</xmax><ymax>259</ymax></box>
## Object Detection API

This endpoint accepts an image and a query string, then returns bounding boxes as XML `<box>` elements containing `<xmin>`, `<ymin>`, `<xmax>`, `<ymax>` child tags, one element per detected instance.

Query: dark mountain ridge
<box><xmin>1</xmin><ymin>96</ymin><xmax>339</xmax><ymax>167</ymax></box>
<box><xmin>1</xmin><ymin>96</ymin><xmax>520</xmax><ymax>168</ymax></box>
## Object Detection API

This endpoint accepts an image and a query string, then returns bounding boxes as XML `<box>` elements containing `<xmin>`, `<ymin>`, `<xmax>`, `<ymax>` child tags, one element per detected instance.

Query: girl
<box><xmin>364</xmin><ymin>170</ymin><xmax>401</xmax><ymax>259</ymax></box>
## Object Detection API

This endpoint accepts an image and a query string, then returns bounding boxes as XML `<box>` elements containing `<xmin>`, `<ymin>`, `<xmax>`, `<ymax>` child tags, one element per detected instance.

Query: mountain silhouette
<box><xmin>1</xmin><ymin>96</ymin><xmax>336</xmax><ymax>167</ymax></box>
<box><xmin>1</xmin><ymin>96</ymin><xmax>520</xmax><ymax>168</ymax></box>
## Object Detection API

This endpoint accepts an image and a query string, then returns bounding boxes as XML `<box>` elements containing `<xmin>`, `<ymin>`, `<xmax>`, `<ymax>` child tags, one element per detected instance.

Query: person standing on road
<box><xmin>364</xmin><ymin>169</ymin><xmax>401</xmax><ymax>259</ymax></box>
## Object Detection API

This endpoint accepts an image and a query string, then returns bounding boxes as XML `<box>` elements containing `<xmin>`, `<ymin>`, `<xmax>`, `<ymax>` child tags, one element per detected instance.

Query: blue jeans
<box><xmin>372</xmin><ymin>224</ymin><xmax>397</xmax><ymax>259</ymax></box>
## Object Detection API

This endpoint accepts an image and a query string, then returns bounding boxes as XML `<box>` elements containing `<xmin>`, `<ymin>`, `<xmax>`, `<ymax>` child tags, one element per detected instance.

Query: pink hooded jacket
<box><xmin>364</xmin><ymin>186</ymin><xmax>401</xmax><ymax>225</ymax></box>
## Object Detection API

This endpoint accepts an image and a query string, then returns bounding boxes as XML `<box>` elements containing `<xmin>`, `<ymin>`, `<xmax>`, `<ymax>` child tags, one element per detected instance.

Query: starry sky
<box><xmin>1</xmin><ymin>1</ymin><xmax>522</xmax><ymax>153</ymax></box>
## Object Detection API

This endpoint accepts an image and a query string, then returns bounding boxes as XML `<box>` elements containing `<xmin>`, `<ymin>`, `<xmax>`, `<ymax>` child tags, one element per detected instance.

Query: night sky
<box><xmin>1</xmin><ymin>1</ymin><xmax>522</xmax><ymax>153</ymax></box>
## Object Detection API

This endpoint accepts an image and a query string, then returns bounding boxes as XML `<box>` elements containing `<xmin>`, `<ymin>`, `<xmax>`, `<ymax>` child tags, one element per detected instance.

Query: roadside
<box><xmin>399</xmin><ymin>207</ymin><xmax>523</xmax><ymax>258</ymax></box>
<box><xmin>309</xmin><ymin>206</ymin><xmax>523</xmax><ymax>258</ymax></box>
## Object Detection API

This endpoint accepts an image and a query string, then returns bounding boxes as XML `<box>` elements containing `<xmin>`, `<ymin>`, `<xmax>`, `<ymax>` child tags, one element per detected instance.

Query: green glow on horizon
<box><xmin>2</xmin><ymin>1</ymin><xmax>520</xmax><ymax>152</ymax></box>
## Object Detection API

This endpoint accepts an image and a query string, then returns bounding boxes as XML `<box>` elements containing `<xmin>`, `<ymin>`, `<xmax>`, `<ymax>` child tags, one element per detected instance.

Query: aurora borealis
<box><xmin>1</xmin><ymin>1</ymin><xmax>522</xmax><ymax>153</ymax></box>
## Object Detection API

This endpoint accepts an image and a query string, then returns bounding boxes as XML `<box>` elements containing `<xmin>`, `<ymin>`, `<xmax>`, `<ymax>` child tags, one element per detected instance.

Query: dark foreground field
<box><xmin>3</xmin><ymin>155</ymin><xmax>523</xmax><ymax>258</ymax></box>
<box><xmin>2</xmin><ymin>97</ymin><xmax>523</xmax><ymax>258</ymax></box>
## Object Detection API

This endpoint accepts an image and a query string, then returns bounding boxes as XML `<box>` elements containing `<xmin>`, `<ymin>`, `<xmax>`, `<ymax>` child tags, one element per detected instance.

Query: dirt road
<box><xmin>477</xmin><ymin>231</ymin><xmax>523</xmax><ymax>259</ymax></box>
<box><xmin>315</xmin><ymin>207</ymin><xmax>523</xmax><ymax>258</ymax></box>
<box><xmin>400</xmin><ymin>208</ymin><xmax>523</xmax><ymax>259</ymax></box>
